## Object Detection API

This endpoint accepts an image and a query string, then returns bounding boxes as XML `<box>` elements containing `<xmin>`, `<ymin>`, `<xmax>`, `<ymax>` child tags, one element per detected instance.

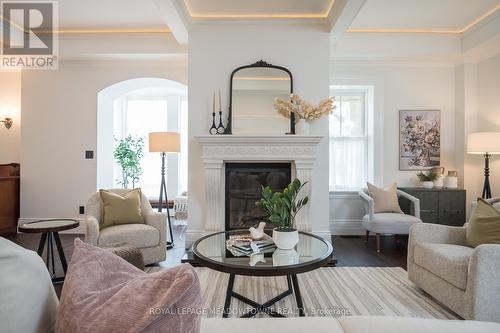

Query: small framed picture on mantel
<box><xmin>399</xmin><ymin>109</ymin><xmax>441</xmax><ymax>171</ymax></box>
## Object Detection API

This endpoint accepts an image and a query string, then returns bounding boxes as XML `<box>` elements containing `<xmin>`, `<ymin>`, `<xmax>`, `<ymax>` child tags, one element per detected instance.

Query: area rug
<box><xmin>147</xmin><ymin>266</ymin><xmax>459</xmax><ymax>319</ymax></box>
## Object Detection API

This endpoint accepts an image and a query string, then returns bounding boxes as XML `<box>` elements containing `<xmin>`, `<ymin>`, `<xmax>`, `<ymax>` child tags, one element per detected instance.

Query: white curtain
<box><xmin>329</xmin><ymin>137</ymin><xmax>367</xmax><ymax>190</ymax></box>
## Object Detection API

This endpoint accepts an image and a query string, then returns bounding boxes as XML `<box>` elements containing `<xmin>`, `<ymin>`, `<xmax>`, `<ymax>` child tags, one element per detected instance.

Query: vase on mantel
<box><xmin>295</xmin><ymin>119</ymin><xmax>310</xmax><ymax>135</ymax></box>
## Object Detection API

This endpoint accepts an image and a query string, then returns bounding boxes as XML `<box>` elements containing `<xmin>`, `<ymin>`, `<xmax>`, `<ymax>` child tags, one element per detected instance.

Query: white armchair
<box><xmin>85</xmin><ymin>189</ymin><xmax>166</xmax><ymax>265</ymax></box>
<box><xmin>408</xmin><ymin>222</ymin><xmax>500</xmax><ymax>322</ymax></box>
<box><xmin>359</xmin><ymin>188</ymin><xmax>422</xmax><ymax>252</ymax></box>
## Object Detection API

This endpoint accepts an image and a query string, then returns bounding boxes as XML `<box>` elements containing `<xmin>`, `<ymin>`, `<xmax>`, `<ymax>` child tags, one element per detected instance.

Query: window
<box><xmin>329</xmin><ymin>87</ymin><xmax>369</xmax><ymax>190</ymax></box>
<box><xmin>113</xmin><ymin>92</ymin><xmax>188</xmax><ymax>199</ymax></box>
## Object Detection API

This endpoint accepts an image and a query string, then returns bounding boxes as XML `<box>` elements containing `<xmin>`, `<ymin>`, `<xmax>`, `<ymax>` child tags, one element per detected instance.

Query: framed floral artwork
<box><xmin>399</xmin><ymin>110</ymin><xmax>441</xmax><ymax>170</ymax></box>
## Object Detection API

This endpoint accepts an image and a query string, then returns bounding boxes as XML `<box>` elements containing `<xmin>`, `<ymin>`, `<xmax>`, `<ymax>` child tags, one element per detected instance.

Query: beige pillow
<box><xmin>466</xmin><ymin>198</ymin><xmax>500</xmax><ymax>248</ymax></box>
<box><xmin>367</xmin><ymin>182</ymin><xmax>403</xmax><ymax>214</ymax></box>
<box><xmin>99</xmin><ymin>189</ymin><xmax>144</xmax><ymax>229</ymax></box>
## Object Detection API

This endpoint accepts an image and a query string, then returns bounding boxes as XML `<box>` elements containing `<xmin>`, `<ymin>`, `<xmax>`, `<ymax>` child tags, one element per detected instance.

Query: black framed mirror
<box><xmin>224</xmin><ymin>60</ymin><xmax>295</xmax><ymax>134</ymax></box>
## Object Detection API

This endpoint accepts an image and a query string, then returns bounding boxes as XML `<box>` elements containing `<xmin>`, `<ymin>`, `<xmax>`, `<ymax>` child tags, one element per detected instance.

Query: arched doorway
<box><xmin>97</xmin><ymin>78</ymin><xmax>188</xmax><ymax>199</ymax></box>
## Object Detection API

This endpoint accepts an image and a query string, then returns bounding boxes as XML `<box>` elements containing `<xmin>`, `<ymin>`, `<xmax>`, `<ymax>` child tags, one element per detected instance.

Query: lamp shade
<box><xmin>149</xmin><ymin>132</ymin><xmax>180</xmax><ymax>153</ymax></box>
<box><xmin>467</xmin><ymin>132</ymin><xmax>500</xmax><ymax>154</ymax></box>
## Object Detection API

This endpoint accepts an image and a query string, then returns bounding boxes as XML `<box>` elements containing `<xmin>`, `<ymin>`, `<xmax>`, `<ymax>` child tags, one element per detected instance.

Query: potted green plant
<box><xmin>114</xmin><ymin>135</ymin><xmax>144</xmax><ymax>188</ymax></box>
<box><xmin>416</xmin><ymin>169</ymin><xmax>438</xmax><ymax>189</ymax></box>
<box><xmin>257</xmin><ymin>178</ymin><xmax>309</xmax><ymax>249</ymax></box>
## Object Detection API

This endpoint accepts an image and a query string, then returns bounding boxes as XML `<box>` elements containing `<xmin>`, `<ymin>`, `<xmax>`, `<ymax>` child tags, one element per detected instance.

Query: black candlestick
<box><xmin>217</xmin><ymin>111</ymin><xmax>225</xmax><ymax>134</ymax></box>
<box><xmin>209</xmin><ymin>112</ymin><xmax>218</xmax><ymax>135</ymax></box>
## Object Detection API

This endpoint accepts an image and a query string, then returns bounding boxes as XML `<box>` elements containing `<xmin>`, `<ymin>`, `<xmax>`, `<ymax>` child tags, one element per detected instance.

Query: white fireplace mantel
<box><xmin>194</xmin><ymin>135</ymin><xmax>323</xmax><ymax>232</ymax></box>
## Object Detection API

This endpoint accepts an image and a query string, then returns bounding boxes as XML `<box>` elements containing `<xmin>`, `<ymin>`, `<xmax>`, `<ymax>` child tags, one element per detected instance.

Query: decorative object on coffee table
<box><xmin>18</xmin><ymin>219</ymin><xmax>79</xmax><ymax>284</ymax></box>
<box><xmin>192</xmin><ymin>230</ymin><xmax>333</xmax><ymax>318</ymax></box>
<box><xmin>257</xmin><ymin>178</ymin><xmax>309</xmax><ymax>250</ymax></box>
<box><xmin>149</xmin><ymin>132</ymin><xmax>180</xmax><ymax>249</ymax></box>
<box><xmin>467</xmin><ymin>132</ymin><xmax>500</xmax><ymax>199</ymax></box>
<box><xmin>399</xmin><ymin>110</ymin><xmax>440</xmax><ymax>170</ymax></box>
<box><xmin>416</xmin><ymin>169</ymin><xmax>439</xmax><ymax>189</ymax></box>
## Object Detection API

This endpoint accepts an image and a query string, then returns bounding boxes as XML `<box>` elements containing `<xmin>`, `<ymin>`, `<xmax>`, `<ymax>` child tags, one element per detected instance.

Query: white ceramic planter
<box><xmin>272</xmin><ymin>249</ymin><xmax>299</xmax><ymax>266</ymax></box>
<box><xmin>433</xmin><ymin>176</ymin><xmax>444</xmax><ymax>188</ymax></box>
<box><xmin>295</xmin><ymin>120</ymin><xmax>310</xmax><ymax>135</ymax></box>
<box><xmin>421</xmin><ymin>181</ymin><xmax>434</xmax><ymax>189</ymax></box>
<box><xmin>272</xmin><ymin>228</ymin><xmax>299</xmax><ymax>250</ymax></box>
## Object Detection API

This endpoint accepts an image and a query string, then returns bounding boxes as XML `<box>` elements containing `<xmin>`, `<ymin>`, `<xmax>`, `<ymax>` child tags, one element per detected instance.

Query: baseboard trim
<box><xmin>330</xmin><ymin>220</ymin><xmax>364</xmax><ymax>236</ymax></box>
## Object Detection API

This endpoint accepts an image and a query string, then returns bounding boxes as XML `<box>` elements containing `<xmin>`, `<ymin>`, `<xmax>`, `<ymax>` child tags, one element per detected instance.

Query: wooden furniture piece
<box><xmin>193</xmin><ymin>230</ymin><xmax>333</xmax><ymax>318</ymax></box>
<box><xmin>398</xmin><ymin>187</ymin><xmax>466</xmax><ymax>226</ymax></box>
<box><xmin>18</xmin><ymin>219</ymin><xmax>80</xmax><ymax>284</ymax></box>
<box><xmin>0</xmin><ymin>163</ymin><xmax>20</xmax><ymax>236</ymax></box>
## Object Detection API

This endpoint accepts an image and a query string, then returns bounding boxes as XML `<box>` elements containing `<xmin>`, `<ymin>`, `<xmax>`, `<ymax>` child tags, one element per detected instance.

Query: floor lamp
<box><xmin>467</xmin><ymin>132</ymin><xmax>500</xmax><ymax>199</ymax></box>
<box><xmin>149</xmin><ymin>132</ymin><xmax>180</xmax><ymax>249</ymax></box>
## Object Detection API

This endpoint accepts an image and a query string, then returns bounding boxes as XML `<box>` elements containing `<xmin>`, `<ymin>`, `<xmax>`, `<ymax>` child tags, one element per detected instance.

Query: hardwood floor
<box><xmin>5</xmin><ymin>232</ymin><xmax>408</xmax><ymax>270</ymax></box>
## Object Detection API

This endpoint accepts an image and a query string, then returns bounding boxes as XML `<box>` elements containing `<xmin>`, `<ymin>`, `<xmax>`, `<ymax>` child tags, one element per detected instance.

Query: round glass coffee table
<box><xmin>192</xmin><ymin>230</ymin><xmax>333</xmax><ymax>318</ymax></box>
<box><xmin>19</xmin><ymin>219</ymin><xmax>80</xmax><ymax>284</ymax></box>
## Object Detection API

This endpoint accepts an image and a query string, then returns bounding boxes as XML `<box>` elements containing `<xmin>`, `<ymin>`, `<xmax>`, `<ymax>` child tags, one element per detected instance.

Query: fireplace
<box><xmin>225</xmin><ymin>163</ymin><xmax>291</xmax><ymax>230</ymax></box>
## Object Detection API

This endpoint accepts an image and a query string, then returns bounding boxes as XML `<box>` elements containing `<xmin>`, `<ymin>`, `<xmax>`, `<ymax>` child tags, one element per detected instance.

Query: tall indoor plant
<box><xmin>114</xmin><ymin>135</ymin><xmax>144</xmax><ymax>188</ymax></box>
<box><xmin>257</xmin><ymin>178</ymin><xmax>309</xmax><ymax>249</ymax></box>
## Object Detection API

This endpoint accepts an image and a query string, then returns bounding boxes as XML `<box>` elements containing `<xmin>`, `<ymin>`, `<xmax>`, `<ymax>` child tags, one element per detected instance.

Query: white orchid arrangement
<box><xmin>275</xmin><ymin>94</ymin><xmax>334</xmax><ymax>122</ymax></box>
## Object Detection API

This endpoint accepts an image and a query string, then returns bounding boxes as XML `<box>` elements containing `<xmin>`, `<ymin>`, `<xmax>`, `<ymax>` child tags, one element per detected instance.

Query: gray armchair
<box><xmin>408</xmin><ymin>221</ymin><xmax>500</xmax><ymax>322</ymax></box>
<box><xmin>85</xmin><ymin>189</ymin><xmax>166</xmax><ymax>265</ymax></box>
<box><xmin>359</xmin><ymin>188</ymin><xmax>421</xmax><ymax>252</ymax></box>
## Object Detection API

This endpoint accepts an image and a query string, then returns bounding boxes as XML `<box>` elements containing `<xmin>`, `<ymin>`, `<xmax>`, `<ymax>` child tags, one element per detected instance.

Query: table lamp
<box><xmin>467</xmin><ymin>132</ymin><xmax>500</xmax><ymax>199</ymax></box>
<box><xmin>149</xmin><ymin>132</ymin><xmax>180</xmax><ymax>249</ymax></box>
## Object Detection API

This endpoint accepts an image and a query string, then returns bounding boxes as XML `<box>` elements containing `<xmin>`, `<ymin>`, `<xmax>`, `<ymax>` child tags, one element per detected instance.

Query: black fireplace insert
<box><xmin>225</xmin><ymin>162</ymin><xmax>292</xmax><ymax>231</ymax></box>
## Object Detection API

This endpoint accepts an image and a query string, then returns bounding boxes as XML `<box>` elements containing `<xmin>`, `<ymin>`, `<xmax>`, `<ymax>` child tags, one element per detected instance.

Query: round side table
<box><xmin>19</xmin><ymin>219</ymin><xmax>80</xmax><ymax>284</ymax></box>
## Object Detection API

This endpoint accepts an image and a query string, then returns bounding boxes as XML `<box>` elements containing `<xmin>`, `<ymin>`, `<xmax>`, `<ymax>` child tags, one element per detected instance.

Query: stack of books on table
<box><xmin>226</xmin><ymin>236</ymin><xmax>276</xmax><ymax>256</ymax></box>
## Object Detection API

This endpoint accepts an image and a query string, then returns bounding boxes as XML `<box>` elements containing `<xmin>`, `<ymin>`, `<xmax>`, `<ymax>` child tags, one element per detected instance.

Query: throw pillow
<box><xmin>367</xmin><ymin>182</ymin><xmax>403</xmax><ymax>214</ymax></box>
<box><xmin>466</xmin><ymin>198</ymin><xmax>500</xmax><ymax>248</ymax></box>
<box><xmin>100</xmin><ymin>188</ymin><xmax>144</xmax><ymax>229</ymax></box>
<box><xmin>57</xmin><ymin>239</ymin><xmax>201</xmax><ymax>333</ymax></box>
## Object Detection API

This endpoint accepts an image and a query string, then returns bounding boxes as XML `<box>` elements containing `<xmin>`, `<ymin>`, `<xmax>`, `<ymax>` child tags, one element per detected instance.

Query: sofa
<box><xmin>85</xmin><ymin>189</ymin><xmax>166</xmax><ymax>265</ymax></box>
<box><xmin>408</xmin><ymin>222</ymin><xmax>500</xmax><ymax>322</ymax></box>
<box><xmin>2</xmin><ymin>237</ymin><xmax>500</xmax><ymax>333</ymax></box>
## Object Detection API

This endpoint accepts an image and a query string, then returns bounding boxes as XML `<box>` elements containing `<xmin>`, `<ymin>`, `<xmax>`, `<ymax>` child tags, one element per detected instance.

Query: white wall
<box><xmin>330</xmin><ymin>63</ymin><xmax>457</xmax><ymax>234</ymax></box>
<box><xmin>188</xmin><ymin>24</ymin><xmax>331</xmax><ymax>243</ymax></box>
<box><xmin>20</xmin><ymin>61</ymin><xmax>187</xmax><ymax>222</ymax></box>
<box><xmin>0</xmin><ymin>71</ymin><xmax>21</xmax><ymax>164</ymax></box>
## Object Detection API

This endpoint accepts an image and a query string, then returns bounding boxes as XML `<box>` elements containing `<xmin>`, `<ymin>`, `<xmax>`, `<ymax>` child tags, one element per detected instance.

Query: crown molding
<box><xmin>348</xmin><ymin>4</ymin><xmax>500</xmax><ymax>35</ymax></box>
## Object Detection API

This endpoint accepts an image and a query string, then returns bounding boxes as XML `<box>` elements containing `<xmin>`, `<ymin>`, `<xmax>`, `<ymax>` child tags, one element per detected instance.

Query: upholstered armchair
<box><xmin>408</xmin><ymin>221</ymin><xmax>500</xmax><ymax>322</ymax></box>
<box><xmin>85</xmin><ymin>189</ymin><xmax>166</xmax><ymax>265</ymax></box>
<box><xmin>359</xmin><ymin>188</ymin><xmax>422</xmax><ymax>252</ymax></box>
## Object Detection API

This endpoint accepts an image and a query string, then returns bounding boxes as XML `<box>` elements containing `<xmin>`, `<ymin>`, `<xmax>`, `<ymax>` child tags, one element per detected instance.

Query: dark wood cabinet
<box><xmin>0</xmin><ymin>163</ymin><xmax>20</xmax><ymax>236</ymax></box>
<box><xmin>398</xmin><ymin>187</ymin><xmax>466</xmax><ymax>227</ymax></box>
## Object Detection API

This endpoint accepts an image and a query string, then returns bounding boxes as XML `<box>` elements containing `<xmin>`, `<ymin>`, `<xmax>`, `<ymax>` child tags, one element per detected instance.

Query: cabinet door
<box><xmin>439</xmin><ymin>191</ymin><xmax>466</xmax><ymax>226</ymax></box>
<box><xmin>418</xmin><ymin>191</ymin><xmax>439</xmax><ymax>224</ymax></box>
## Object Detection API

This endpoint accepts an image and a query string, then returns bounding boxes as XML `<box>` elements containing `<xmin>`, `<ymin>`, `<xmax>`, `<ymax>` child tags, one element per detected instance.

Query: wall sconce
<box><xmin>1</xmin><ymin>117</ymin><xmax>13</xmax><ymax>129</ymax></box>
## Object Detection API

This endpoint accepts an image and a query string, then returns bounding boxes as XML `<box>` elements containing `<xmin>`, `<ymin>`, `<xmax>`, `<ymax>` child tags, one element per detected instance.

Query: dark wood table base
<box><xmin>223</xmin><ymin>274</ymin><xmax>305</xmax><ymax>318</ymax></box>
<box><xmin>37</xmin><ymin>231</ymin><xmax>68</xmax><ymax>284</ymax></box>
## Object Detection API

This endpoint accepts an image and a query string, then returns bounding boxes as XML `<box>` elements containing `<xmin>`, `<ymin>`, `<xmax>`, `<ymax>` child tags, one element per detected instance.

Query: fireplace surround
<box><xmin>194</xmin><ymin>135</ymin><xmax>323</xmax><ymax>233</ymax></box>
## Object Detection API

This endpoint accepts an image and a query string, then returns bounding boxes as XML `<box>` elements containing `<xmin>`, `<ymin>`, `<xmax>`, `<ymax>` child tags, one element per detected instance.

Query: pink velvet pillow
<box><xmin>57</xmin><ymin>239</ymin><xmax>201</xmax><ymax>333</ymax></box>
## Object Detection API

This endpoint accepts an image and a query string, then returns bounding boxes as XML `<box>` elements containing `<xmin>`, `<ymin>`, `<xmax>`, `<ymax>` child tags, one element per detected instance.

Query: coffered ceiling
<box><xmin>58</xmin><ymin>0</ymin><xmax>169</xmax><ymax>32</ymax></box>
<box><xmin>349</xmin><ymin>0</ymin><xmax>499</xmax><ymax>34</ymax></box>
<box><xmin>183</xmin><ymin>0</ymin><xmax>334</xmax><ymax>18</ymax></box>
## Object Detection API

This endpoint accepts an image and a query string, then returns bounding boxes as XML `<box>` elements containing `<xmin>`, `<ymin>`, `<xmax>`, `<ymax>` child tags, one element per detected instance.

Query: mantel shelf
<box><xmin>194</xmin><ymin>135</ymin><xmax>324</xmax><ymax>145</ymax></box>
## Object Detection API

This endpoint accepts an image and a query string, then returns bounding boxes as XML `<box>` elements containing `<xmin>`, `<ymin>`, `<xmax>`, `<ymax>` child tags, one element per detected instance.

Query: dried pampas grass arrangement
<box><xmin>275</xmin><ymin>94</ymin><xmax>334</xmax><ymax>122</ymax></box>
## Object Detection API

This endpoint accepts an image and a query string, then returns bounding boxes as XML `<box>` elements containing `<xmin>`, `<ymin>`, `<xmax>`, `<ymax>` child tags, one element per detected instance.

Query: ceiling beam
<box><xmin>328</xmin><ymin>0</ymin><xmax>366</xmax><ymax>44</ymax></box>
<box><xmin>154</xmin><ymin>0</ymin><xmax>189</xmax><ymax>45</ymax></box>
